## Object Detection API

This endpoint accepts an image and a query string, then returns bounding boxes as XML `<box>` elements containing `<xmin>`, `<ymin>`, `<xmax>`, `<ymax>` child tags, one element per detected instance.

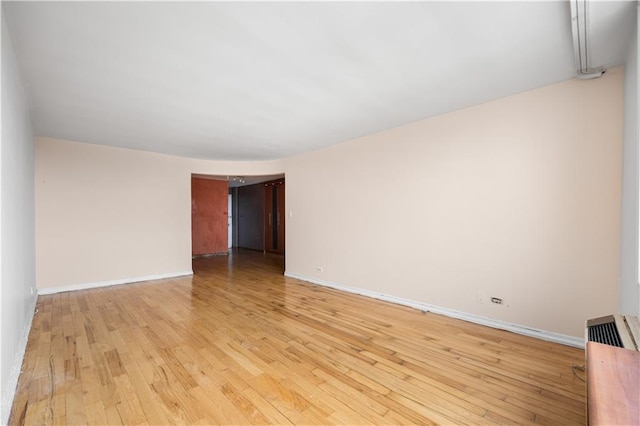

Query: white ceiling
<box><xmin>3</xmin><ymin>1</ymin><xmax>635</xmax><ymax>161</ymax></box>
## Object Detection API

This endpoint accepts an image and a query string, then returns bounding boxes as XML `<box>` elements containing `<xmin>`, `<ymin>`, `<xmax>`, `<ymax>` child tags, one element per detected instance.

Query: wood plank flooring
<box><xmin>10</xmin><ymin>250</ymin><xmax>586</xmax><ymax>425</ymax></box>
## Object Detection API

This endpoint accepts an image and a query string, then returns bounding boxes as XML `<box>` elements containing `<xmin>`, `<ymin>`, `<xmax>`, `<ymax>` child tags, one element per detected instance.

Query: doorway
<box><xmin>190</xmin><ymin>173</ymin><xmax>285</xmax><ymax>265</ymax></box>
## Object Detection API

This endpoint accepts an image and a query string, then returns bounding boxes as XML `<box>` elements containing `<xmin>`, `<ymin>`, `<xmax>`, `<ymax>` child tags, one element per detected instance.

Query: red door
<box><xmin>191</xmin><ymin>177</ymin><xmax>228</xmax><ymax>256</ymax></box>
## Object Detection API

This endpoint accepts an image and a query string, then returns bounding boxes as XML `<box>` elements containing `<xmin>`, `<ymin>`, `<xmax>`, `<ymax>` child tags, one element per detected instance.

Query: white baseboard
<box><xmin>38</xmin><ymin>270</ymin><xmax>194</xmax><ymax>295</ymax></box>
<box><xmin>1</xmin><ymin>293</ymin><xmax>38</xmax><ymax>425</ymax></box>
<box><xmin>284</xmin><ymin>272</ymin><xmax>584</xmax><ymax>349</ymax></box>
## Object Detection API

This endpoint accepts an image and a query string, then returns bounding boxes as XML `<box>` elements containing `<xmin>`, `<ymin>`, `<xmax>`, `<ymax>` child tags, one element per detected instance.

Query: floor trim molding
<box><xmin>284</xmin><ymin>272</ymin><xmax>584</xmax><ymax>348</ymax></box>
<box><xmin>1</xmin><ymin>293</ymin><xmax>38</xmax><ymax>425</ymax></box>
<box><xmin>38</xmin><ymin>270</ymin><xmax>194</xmax><ymax>295</ymax></box>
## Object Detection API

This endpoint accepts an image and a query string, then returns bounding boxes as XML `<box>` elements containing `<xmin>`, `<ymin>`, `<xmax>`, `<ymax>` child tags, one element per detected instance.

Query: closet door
<box><xmin>264</xmin><ymin>185</ymin><xmax>274</xmax><ymax>253</ymax></box>
<box><xmin>264</xmin><ymin>180</ymin><xmax>285</xmax><ymax>254</ymax></box>
<box><xmin>276</xmin><ymin>184</ymin><xmax>285</xmax><ymax>255</ymax></box>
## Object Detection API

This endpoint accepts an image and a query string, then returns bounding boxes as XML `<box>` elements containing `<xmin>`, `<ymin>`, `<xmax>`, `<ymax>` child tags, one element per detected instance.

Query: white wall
<box><xmin>284</xmin><ymin>69</ymin><xmax>623</xmax><ymax>338</ymax></box>
<box><xmin>35</xmin><ymin>137</ymin><xmax>284</xmax><ymax>291</ymax></box>
<box><xmin>0</xmin><ymin>11</ymin><xmax>37</xmax><ymax>425</ymax></box>
<box><xmin>620</xmin><ymin>4</ymin><xmax>640</xmax><ymax>318</ymax></box>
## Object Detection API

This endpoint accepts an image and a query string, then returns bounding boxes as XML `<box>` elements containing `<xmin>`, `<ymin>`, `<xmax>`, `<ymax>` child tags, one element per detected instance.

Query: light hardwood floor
<box><xmin>10</xmin><ymin>250</ymin><xmax>586</xmax><ymax>425</ymax></box>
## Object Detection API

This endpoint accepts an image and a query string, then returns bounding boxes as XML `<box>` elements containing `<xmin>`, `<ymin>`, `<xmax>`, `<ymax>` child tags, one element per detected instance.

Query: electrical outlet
<box><xmin>316</xmin><ymin>267</ymin><xmax>323</xmax><ymax>273</ymax></box>
<box><xmin>477</xmin><ymin>292</ymin><xmax>486</xmax><ymax>304</ymax></box>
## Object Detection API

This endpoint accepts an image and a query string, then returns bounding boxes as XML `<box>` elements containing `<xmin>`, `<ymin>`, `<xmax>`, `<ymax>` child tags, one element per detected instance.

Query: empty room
<box><xmin>1</xmin><ymin>1</ymin><xmax>639</xmax><ymax>425</ymax></box>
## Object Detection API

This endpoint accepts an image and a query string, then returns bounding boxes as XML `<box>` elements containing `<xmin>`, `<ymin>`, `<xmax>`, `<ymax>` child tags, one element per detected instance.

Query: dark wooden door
<box><xmin>264</xmin><ymin>184</ymin><xmax>274</xmax><ymax>253</ymax></box>
<box><xmin>276</xmin><ymin>184</ymin><xmax>285</xmax><ymax>255</ymax></box>
<box><xmin>264</xmin><ymin>180</ymin><xmax>285</xmax><ymax>254</ymax></box>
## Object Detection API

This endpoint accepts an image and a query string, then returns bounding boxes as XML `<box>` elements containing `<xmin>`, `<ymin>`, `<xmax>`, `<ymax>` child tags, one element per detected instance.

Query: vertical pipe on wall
<box><xmin>621</xmin><ymin>2</ymin><xmax>640</xmax><ymax>317</ymax></box>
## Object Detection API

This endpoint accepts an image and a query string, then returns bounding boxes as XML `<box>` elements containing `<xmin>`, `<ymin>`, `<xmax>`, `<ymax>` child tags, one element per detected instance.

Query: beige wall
<box><xmin>284</xmin><ymin>68</ymin><xmax>623</xmax><ymax>338</ymax></box>
<box><xmin>35</xmin><ymin>138</ymin><xmax>283</xmax><ymax>290</ymax></box>
<box><xmin>36</xmin><ymin>68</ymin><xmax>623</xmax><ymax>338</ymax></box>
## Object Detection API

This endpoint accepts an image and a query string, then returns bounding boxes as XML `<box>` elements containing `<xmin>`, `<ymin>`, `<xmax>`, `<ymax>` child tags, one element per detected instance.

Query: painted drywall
<box><xmin>191</xmin><ymin>177</ymin><xmax>229</xmax><ymax>255</ymax></box>
<box><xmin>284</xmin><ymin>69</ymin><xmax>623</xmax><ymax>338</ymax></box>
<box><xmin>237</xmin><ymin>183</ymin><xmax>265</xmax><ymax>251</ymax></box>
<box><xmin>620</xmin><ymin>6</ymin><xmax>640</xmax><ymax>318</ymax></box>
<box><xmin>1</xmin><ymin>12</ymin><xmax>37</xmax><ymax>424</ymax></box>
<box><xmin>36</xmin><ymin>138</ymin><xmax>193</xmax><ymax>289</ymax></box>
<box><xmin>35</xmin><ymin>137</ymin><xmax>284</xmax><ymax>291</ymax></box>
